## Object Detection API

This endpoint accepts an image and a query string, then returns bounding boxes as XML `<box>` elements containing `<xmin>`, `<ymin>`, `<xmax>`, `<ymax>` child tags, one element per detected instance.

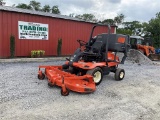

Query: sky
<box><xmin>5</xmin><ymin>0</ymin><xmax>160</xmax><ymax>22</ymax></box>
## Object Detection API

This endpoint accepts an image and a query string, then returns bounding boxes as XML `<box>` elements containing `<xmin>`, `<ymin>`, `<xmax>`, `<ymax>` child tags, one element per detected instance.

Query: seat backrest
<box><xmin>89</xmin><ymin>33</ymin><xmax>129</xmax><ymax>53</ymax></box>
<box><xmin>97</xmin><ymin>33</ymin><xmax>128</xmax><ymax>53</ymax></box>
<box><xmin>91</xmin><ymin>41</ymin><xmax>103</xmax><ymax>53</ymax></box>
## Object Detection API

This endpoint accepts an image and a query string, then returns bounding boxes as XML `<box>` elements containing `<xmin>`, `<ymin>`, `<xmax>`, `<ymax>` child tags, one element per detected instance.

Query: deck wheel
<box><xmin>48</xmin><ymin>82</ymin><xmax>54</xmax><ymax>87</ymax></box>
<box><xmin>38</xmin><ymin>73</ymin><xmax>45</xmax><ymax>80</ymax></box>
<box><xmin>61</xmin><ymin>88</ymin><xmax>69</xmax><ymax>96</ymax></box>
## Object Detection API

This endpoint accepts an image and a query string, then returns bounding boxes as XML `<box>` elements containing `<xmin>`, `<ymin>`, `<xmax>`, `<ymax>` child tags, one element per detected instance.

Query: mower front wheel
<box><xmin>87</xmin><ymin>67</ymin><xmax>103</xmax><ymax>85</ymax></box>
<box><xmin>114</xmin><ymin>68</ymin><xmax>125</xmax><ymax>81</ymax></box>
<box><xmin>38</xmin><ymin>73</ymin><xmax>45</xmax><ymax>80</ymax></box>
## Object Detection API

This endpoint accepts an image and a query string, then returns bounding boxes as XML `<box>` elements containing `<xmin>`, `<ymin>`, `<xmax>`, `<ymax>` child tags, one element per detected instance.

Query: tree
<box><xmin>114</xmin><ymin>13</ymin><xmax>125</xmax><ymax>25</ymax></box>
<box><xmin>0</xmin><ymin>0</ymin><xmax>5</xmax><ymax>6</ymax></box>
<box><xmin>122</xmin><ymin>21</ymin><xmax>143</xmax><ymax>35</ymax></box>
<box><xmin>145</xmin><ymin>12</ymin><xmax>160</xmax><ymax>48</ymax></box>
<box><xmin>75</xmin><ymin>13</ymin><xmax>97</xmax><ymax>22</ymax></box>
<box><xmin>100</xmin><ymin>14</ymin><xmax>125</xmax><ymax>26</ymax></box>
<box><xmin>75</xmin><ymin>14</ymin><xmax>82</xmax><ymax>19</ymax></box>
<box><xmin>101</xmin><ymin>19</ymin><xmax>115</xmax><ymax>25</ymax></box>
<box><xmin>16</xmin><ymin>3</ymin><xmax>32</xmax><ymax>10</ymax></box>
<box><xmin>42</xmin><ymin>5</ymin><xmax>51</xmax><ymax>12</ymax></box>
<box><xmin>51</xmin><ymin>5</ymin><xmax>60</xmax><ymax>14</ymax></box>
<box><xmin>116</xmin><ymin>28</ymin><xmax>132</xmax><ymax>35</ymax></box>
<box><xmin>69</xmin><ymin>13</ymin><xmax>75</xmax><ymax>17</ymax></box>
<box><xmin>82</xmin><ymin>13</ymin><xmax>97</xmax><ymax>22</ymax></box>
<box><xmin>29</xmin><ymin>0</ymin><xmax>41</xmax><ymax>11</ymax></box>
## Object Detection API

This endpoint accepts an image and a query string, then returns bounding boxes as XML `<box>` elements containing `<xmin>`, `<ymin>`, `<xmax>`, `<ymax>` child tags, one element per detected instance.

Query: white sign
<box><xmin>18</xmin><ymin>21</ymin><xmax>48</xmax><ymax>40</ymax></box>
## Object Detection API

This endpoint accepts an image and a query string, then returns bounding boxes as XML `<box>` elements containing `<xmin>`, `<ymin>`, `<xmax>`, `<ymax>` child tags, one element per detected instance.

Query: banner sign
<box><xmin>18</xmin><ymin>21</ymin><xmax>48</xmax><ymax>40</ymax></box>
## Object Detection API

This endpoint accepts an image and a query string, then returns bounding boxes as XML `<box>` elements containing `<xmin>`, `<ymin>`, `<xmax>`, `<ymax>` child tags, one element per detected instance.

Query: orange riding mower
<box><xmin>38</xmin><ymin>24</ymin><xmax>130</xmax><ymax>96</ymax></box>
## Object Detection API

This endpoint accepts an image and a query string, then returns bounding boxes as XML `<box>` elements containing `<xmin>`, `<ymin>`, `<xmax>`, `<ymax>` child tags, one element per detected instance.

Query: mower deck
<box><xmin>38</xmin><ymin>66</ymin><xmax>96</xmax><ymax>96</ymax></box>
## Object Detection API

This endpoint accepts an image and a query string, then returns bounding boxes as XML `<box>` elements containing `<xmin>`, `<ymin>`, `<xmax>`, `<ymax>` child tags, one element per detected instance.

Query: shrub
<box><xmin>10</xmin><ymin>34</ymin><xmax>15</xmax><ymax>58</ymax></box>
<box><xmin>31</xmin><ymin>50</ymin><xmax>45</xmax><ymax>58</ymax></box>
<box><xmin>40</xmin><ymin>50</ymin><xmax>45</xmax><ymax>56</ymax></box>
<box><xmin>31</xmin><ymin>50</ymin><xmax>36</xmax><ymax>58</ymax></box>
<box><xmin>57</xmin><ymin>38</ymin><xmax>62</xmax><ymax>56</ymax></box>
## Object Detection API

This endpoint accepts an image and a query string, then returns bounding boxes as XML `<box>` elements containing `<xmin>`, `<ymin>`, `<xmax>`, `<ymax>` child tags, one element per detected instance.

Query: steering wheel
<box><xmin>77</xmin><ymin>39</ymin><xmax>87</xmax><ymax>47</ymax></box>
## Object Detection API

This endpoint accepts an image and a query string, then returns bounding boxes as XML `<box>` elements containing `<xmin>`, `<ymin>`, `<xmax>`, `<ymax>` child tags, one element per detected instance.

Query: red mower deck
<box><xmin>38</xmin><ymin>65</ymin><xmax>96</xmax><ymax>96</ymax></box>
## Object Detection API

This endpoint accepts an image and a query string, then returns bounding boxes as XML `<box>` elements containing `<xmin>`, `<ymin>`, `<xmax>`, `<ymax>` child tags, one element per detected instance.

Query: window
<box><xmin>137</xmin><ymin>39</ymin><xmax>142</xmax><ymax>44</ymax></box>
<box><xmin>130</xmin><ymin>38</ymin><xmax>136</xmax><ymax>45</ymax></box>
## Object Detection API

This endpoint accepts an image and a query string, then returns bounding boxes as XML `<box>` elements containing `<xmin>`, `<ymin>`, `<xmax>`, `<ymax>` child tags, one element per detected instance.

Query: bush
<box><xmin>31</xmin><ymin>50</ymin><xmax>45</xmax><ymax>58</ymax></box>
<box><xmin>57</xmin><ymin>38</ymin><xmax>62</xmax><ymax>56</ymax></box>
<box><xmin>10</xmin><ymin>34</ymin><xmax>15</xmax><ymax>58</ymax></box>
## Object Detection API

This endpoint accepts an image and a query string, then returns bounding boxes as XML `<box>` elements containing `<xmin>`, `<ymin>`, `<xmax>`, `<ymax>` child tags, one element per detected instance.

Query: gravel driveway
<box><xmin>0</xmin><ymin>61</ymin><xmax>160</xmax><ymax>120</ymax></box>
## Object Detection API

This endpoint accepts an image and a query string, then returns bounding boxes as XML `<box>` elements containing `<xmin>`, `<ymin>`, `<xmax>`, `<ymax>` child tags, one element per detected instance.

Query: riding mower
<box><xmin>38</xmin><ymin>24</ymin><xmax>130</xmax><ymax>96</ymax></box>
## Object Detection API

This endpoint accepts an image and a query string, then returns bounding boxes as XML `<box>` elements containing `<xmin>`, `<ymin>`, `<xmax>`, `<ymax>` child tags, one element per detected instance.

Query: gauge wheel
<box><xmin>61</xmin><ymin>88</ymin><xmax>69</xmax><ymax>96</ymax></box>
<box><xmin>86</xmin><ymin>67</ymin><xmax>103</xmax><ymax>85</ymax></box>
<box><xmin>48</xmin><ymin>82</ymin><xmax>54</xmax><ymax>87</ymax></box>
<box><xmin>114</xmin><ymin>68</ymin><xmax>125</xmax><ymax>81</ymax></box>
<box><xmin>38</xmin><ymin>73</ymin><xmax>45</xmax><ymax>80</ymax></box>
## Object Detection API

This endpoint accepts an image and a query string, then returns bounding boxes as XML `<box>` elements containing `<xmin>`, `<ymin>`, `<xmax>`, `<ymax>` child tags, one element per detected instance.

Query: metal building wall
<box><xmin>0</xmin><ymin>10</ymin><xmax>115</xmax><ymax>58</ymax></box>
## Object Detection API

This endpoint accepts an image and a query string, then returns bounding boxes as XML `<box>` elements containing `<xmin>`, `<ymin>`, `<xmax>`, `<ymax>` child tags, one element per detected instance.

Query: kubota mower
<box><xmin>38</xmin><ymin>24</ymin><xmax>130</xmax><ymax>96</ymax></box>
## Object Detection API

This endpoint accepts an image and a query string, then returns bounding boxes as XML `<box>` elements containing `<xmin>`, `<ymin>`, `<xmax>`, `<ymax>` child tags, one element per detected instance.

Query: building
<box><xmin>0</xmin><ymin>6</ymin><xmax>116</xmax><ymax>58</ymax></box>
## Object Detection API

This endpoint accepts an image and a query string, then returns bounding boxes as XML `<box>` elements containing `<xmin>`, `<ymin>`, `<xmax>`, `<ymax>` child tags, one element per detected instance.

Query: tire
<box><xmin>86</xmin><ymin>67</ymin><xmax>103</xmax><ymax>85</ymax></box>
<box><xmin>48</xmin><ymin>82</ymin><xmax>54</xmax><ymax>87</ymax></box>
<box><xmin>62</xmin><ymin>64</ymin><xmax>69</xmax><ymax>69</ymax></box>
<box><xmin>114</xmin><ymin>68</ymin><xmax>125</xmax><ymax>81</ymax></box>
<box><xmin>38</xmin><ymin>73</ymin><xmax>45</xmax><ymax>80</ymax></box>
<box><xmin>61</xmin><ymin>88</ymin><xmax>69</xmax><ymax>96</ymax></box>
<box><xmin>63</xmin><ymin>66</ymin><xmax>74</xmax><ymax>73</ymax></box>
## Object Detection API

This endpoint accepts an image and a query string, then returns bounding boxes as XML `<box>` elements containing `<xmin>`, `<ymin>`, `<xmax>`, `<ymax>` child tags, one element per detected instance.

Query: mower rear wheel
<box><xmin>61</xmin><ymin>88</ymin><xmax>69</xmax><ymax>96</ymax></box>
<box><xmin>114</xmin><ymin>68</ymin><xmax>125</xmax><ymax>81</ymax></box>
<box><xmin>38</xmin><ymin>73</ymin><xmax>45</xmax><ymax>80</ymax></box>
<box><xmin>87</xmin><ymin>67</ymin><xmax>103</xmax><ymax>85</ymax></box>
